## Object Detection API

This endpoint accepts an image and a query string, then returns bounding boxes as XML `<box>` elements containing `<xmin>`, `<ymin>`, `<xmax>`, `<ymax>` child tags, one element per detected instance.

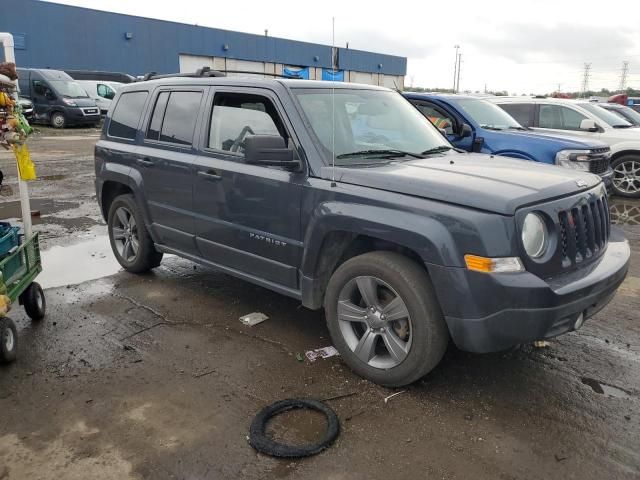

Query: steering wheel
<box><xmin>230</xmin><ymin>125</ymin><xmax>256</xmax><ymax>153</ymax></box>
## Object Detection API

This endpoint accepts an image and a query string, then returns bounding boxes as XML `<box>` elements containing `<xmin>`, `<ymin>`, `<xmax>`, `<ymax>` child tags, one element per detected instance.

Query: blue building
<box><xmin>1</xmin><ymin>0</ymin><xmax>407</xmax><ymax>87</ymax></box>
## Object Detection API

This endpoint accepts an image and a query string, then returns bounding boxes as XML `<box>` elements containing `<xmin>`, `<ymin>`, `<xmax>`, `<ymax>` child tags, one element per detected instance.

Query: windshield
<box><xmin>292</xmin><ymin>89</ymin><xmax>450</xmax><ymax>165</ymax></box>
<box><xmin>603</xmin><ymin>105</ymin><xmax>640</xmax><ymax>126</ymax></box>
<box><xmin>455</xmin><ymin>98</ymin><xmax>522</xmax><ymax>130</ymax></box>
<box><xmin>579</xmin><ymin>102</ymin><xmax>632</xmax><ymax>128</ymax></box>
<box><xmin>49</xmin><ymin>80</ymin><xmax>89</xmax><ymax>98</ymax></box>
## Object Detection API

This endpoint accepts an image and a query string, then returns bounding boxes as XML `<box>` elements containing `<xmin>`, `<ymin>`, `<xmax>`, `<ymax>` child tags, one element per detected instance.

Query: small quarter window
<box><xmin>108</xmin><ymin>91</ymin><xmax>148</xmax><ymax>140</ymax></box>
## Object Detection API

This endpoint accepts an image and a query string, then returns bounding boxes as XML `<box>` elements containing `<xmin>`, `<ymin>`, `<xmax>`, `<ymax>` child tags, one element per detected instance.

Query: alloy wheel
<box><xmin>112</xmin><ymin>206</ymin><xmax>140</xmax><ymax>262</ymax></box>
<box><xmin>613</xmin><ymin>160</ymin><xmax>640</xmax><ymax>195</ymax></box>
<box><xmin>337</xmin><ymin>275</ymin><xmax>412</xmax><ymax>369</ymax></box>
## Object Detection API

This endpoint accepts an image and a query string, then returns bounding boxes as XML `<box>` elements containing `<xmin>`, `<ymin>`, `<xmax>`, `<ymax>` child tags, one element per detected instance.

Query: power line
<box><xmin>619</xmin><ymin>61</ymin><xmax>629</xmax><ymax>92</ymax></box>
<box><xmin>581</xmin><ymin>63</ymin><xmax>591</xmax><ymax>97</ymax></box>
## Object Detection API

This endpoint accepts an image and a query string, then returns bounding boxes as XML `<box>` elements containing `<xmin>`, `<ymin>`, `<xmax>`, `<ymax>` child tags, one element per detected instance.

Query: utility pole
<box><xmin>453</xmin><ymin>45</ymin><xmax>459</xmax><ymax>93</ymax></box>
<box><xmin>455</xmin><ymin>53</ymin><xmax>462</xmax><ymax>93</ymax></box>
<box><xmin>581</xmin><ymin>63</ymin><xmax>591</xmax><ymax>98</ymax></box>
<box><xmin>619</xmin><ymin>61</ymin><xmax>629</xmax><ymax>92</ymax></box>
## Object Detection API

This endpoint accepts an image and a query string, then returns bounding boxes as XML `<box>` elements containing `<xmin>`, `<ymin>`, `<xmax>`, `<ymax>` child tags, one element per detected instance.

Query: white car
<box><xmin>490</xmin><ymin>97</ymin><xmax>640</xmax><ymax>198</ymax></box>
<box><xmin>76</xmin><ymin>80</ymin><xmax>122</xmax><ymax>115</ymax></box>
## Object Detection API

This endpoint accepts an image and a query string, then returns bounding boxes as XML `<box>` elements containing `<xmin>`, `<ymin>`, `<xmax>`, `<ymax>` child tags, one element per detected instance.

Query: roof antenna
<box><xmin>331</xmin><ymin>16</ymin><xmax>337</xmax><ymax>188</ymax></box>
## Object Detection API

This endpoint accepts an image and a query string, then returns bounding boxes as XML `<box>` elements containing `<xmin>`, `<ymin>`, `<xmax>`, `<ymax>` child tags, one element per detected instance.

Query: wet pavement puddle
<box><xmin>581</xmin><ymin>377</ymin><xmax>632</xmax><ymax>399</ymax></box>
<box><xmin>38</xmin><ymin>235</ymin><xmax>121</xmax><ymax>289</ymax></box>
<box><xmin>0</xmin><ymin>199</ymin><xmax>80</xmax><ymax>225</ymax></box>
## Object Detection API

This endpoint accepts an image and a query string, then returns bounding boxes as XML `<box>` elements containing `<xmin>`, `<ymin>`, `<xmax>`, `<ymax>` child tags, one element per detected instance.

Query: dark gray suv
<box><xmin>95</xmin><ymin>74</ymin><xmax>630</xmax><ymax>387</ymax></box>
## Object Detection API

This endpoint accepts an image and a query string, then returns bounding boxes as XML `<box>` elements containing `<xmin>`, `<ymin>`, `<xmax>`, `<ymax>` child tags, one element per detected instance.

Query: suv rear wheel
<box><xmin>611</xmin><ymin>155</ymin><xmax>640</xmax><ymax>198</ymax></box>
<box><xmin>107</xmin><ymin>194</ymin><xmax>163</xmax><ymax>273</ymax></box>
<box><xmin>324</xmin><ymin>251</ymin><xmax>448</xmax><ymax>387</ymax></box>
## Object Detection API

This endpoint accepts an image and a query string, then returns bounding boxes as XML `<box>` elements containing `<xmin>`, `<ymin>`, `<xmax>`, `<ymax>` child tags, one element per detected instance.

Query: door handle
<box><xmin>136</xmin><ymin>158</ymin><xmax>154</xmax><ymax>167</ymax></box>
<box><xmin>197</xmin><ymin>170</ymin><xmax>222</xmax><ymax>181</ymax></box>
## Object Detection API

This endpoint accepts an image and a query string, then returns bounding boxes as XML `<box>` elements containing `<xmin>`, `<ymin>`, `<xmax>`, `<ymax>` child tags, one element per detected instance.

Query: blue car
<box><xmin>403</xmin><ymin>93</ymin><xmax>613</xmax><ymax>184</ymax></box>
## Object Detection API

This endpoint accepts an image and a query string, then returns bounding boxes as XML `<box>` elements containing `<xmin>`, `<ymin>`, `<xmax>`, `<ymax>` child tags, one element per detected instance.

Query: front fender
<box><xmin>609</xmin><ymin>142</ymin><xmax>640</xmax><ymax>157</ymax></box>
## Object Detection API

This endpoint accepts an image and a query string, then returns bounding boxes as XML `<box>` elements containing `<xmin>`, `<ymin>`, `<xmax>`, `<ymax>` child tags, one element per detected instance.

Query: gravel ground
<box><xmin>0</xmin><ymin>130</ymin><xmax>639</xmax><ymax>479</ymax></box>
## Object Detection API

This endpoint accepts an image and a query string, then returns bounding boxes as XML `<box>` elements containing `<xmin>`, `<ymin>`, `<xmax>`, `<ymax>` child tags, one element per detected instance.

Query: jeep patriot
<box><xmin>95</xmin><ymin>75</ymin><xmax>630</xmax><ymax>387</ymax></box>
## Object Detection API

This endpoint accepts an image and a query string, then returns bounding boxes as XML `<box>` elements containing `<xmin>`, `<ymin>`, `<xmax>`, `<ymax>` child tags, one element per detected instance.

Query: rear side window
<box><xmin>108</xmin><ymin>91</ymin><xmax>148</xmax><ymax>140</ymax></box>
<box><xmin>500</xmin><ymin>103</ymin><xmax>534</xmax><ymax>127</ymax></box>
<box><xmin>145</xmin><ymin>91</ymin><xmax>203</xmax><ymax>146</ymax></box>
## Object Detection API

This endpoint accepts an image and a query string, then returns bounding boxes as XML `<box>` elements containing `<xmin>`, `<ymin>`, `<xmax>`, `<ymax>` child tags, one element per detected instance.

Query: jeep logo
<box><xmin>576</xmin><ymin>180</ymin><xmax>588</xmax><ymax>188</ymax></box>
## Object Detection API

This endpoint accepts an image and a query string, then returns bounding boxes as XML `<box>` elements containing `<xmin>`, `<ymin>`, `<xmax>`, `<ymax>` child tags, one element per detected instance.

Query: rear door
<box><xmin>534</xmin><ymin>103</ymin><xmax>598</xmax><ymax>140</ymax></box>
<box><xmin>192</xmin><ymin>88</ymin><xmax>304</xmax><ymax>290</ymax></box>
<box><xmin>136</xmin><ymin>87</ymin><xmax>206</xmax><ymax>255</ymax></box>
<box><xmin>499</xmin><ymin>103</ymin><xmax>536</xmax><ymax>127</ymax></box>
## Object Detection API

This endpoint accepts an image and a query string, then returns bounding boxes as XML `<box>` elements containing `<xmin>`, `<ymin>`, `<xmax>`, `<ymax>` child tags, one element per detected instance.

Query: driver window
<box><xmin>416</xmin><ymin>103</ymin><xmax>455</xmax><ymax>135</ymax></box>
<box><xmin>208</xmin><ymin>93</ymin><xmax>284</xmax><ymax>156</ymax></box>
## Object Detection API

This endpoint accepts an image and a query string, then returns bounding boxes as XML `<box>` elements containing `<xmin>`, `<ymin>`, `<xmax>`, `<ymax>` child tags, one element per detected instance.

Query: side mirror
<box><xmin>244</xmin><ymin>135</ymin><xmax>300</xmax><ymax>171</ymax></box>
<box><xmin>458</xmin><ymin>123</ymin><xmax>473</xmax><ymax>138</ymax></box>
<box><xmin>580</xmin><ymin>119</ymin><xmax>598</xmax><ymax>132</ymax></box>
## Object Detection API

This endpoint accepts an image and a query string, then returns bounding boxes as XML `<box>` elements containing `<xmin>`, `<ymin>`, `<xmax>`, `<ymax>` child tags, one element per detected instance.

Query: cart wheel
<box><xmin>22</xmin><ymin>282</ymin><xmax>46</xmax><ymax>321</ymax></box>
<box><xmin>0</xmin><ymin>317</ymin><xmax>18</xmax><ymax>363</ymax></box>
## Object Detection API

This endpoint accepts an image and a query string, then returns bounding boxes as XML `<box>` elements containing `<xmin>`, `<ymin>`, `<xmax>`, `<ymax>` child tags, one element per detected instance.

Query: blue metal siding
<box><xmin>0</xmin><ymin>0</ymin><xmax>406</xmax><ymax>76</ymax></box>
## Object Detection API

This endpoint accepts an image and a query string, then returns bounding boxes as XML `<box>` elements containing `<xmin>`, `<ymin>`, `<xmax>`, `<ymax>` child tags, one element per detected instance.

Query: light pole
<box><xmin>456</xmin><ymin>52</ymin><xmax>462</xmax><ymax>93</ymax></box>
<box><xmin>453</xmin><ymin>45</ymin><xmax>460</xmax><ymax>93</ymax></box>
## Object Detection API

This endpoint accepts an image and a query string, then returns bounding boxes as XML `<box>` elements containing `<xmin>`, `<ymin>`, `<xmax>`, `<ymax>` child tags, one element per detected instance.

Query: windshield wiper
<box><xmin>421</xmin><ymin>145</ymin><xmax>454</xmax><ymax>155</ymax></box>
<box><xmin>336</xmin><ymin>149</ymin><xmax>425</xmax><ymax>159</ymax></box>
<box><xmin>613</xmin><ymin>124</ymin><xmax>632</xmax><ymax>129</ymax></box>
<box><xmin>507</xmin><ymin>126</ymin><xmax>528</xmax><ymax>131</ymax></box>
<box><xmin>480</xmin><ymin>124</ymin><xmax>505</xmax><ymax>131</ymax></box>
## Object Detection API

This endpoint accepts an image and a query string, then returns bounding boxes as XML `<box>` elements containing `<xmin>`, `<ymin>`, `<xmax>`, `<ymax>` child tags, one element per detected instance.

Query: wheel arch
<box><xmin>610</xmin><ymin>149</ymin><xmax>640</xmax><ymax>162</ymax></box>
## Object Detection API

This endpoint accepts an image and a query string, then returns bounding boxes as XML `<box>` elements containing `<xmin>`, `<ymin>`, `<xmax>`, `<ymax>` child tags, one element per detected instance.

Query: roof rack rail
<box><xmin>137</xmin><ymin>66</ymin><xmax>301</xmax><ymax>82</ymax></box>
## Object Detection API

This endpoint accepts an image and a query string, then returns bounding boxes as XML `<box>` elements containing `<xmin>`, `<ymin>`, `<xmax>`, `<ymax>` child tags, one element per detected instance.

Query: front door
<box><xmin>136</xmin><ymin>88</ymin><xmax>206</xmax><ymax>254</ymax></box>
<box><xmin>193</xmin><ymin>89</ymin><xmax>304</xmax><ymax>290</ymax></box>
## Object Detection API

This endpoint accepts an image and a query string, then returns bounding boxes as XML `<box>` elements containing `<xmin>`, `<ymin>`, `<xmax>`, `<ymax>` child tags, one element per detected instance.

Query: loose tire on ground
<box><xmin>50</xmin><ymin>111</ymin><xmax>66</xmax><ymax>129</ymax></box>
<box><xmin>21</xmin><ymin>282</ymin><xmax>46</xmax><ymax>321</ymax></box>
<box><xmin>107</xmin><ymin>194</ymin><xmax>163</xmax><ymax>273</ymax></box>
<box><xmin>611</xmin><ymin>155</ymin><xmax>640</xmax><ymax>198</ymax></box>
<box><xmin>324</xmin><ymin>251</ymin><xmax>449</xmax><ymax>387</ymax></box>
<box><xmin>249</xmin><ymin>399</ymin><xmax>340</xmax><ymax>458</ymax></box>
<box><xmin>0</xmin><ymin>317</ymin><xmax>18</xmax><ymax>363</ymax></box>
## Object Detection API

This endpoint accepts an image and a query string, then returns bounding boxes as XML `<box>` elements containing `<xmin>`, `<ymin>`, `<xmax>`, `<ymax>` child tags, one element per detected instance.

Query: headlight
<box><xmin>555</xmin><ymin>150</ymin><xmax>590</xmax><ymax>171</ymax></box>
<box><xmin>522</xmin><ymin>213</ymin><xmax>547</xmax><ymax>258</ymax></box>
<box><xmin>62</xmin><ymin>98</ymin><xmax>77</xmax><ymax>106</ymax></box>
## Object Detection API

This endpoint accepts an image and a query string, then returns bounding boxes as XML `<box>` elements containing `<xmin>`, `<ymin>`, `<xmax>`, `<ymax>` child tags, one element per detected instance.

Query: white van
<box><xmin>76</xmin><ymin>80</ymin><xmax>122</xmax><ymax>114</ymax></box>
<box><xmin>490</xmin><ymin>97</ymin><xmax>640</xmax><ymax>198</ymax></box>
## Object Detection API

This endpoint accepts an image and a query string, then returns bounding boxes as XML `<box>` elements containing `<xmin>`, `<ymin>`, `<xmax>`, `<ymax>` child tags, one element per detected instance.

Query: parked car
<box><xmin>16</xmin><ymin>68</ymin><xmax>101</xmax><ymax>128</ymax></box>
<box><xmin>598</xmin><ymin>102</ymin><xmax>640</xmax><ymax>126</ymax></box>
<box><xmin>95</xmin><ymin>75</ymin><xmax>629</xmax><ymax>387</ymax></box>
<box><xmin>76</xmin><ymin>80</ymin><xmax>123</xmax><ymax>114</ymax></box>
<box><xmin>17</xmin><ymin>96</ymin><xmax>33</xmax><ymax>121</ymax></box>
<box><xmin>491</xmin><ymin>97</ymin><xmax>640</xmax><ymax>198</ymax></box>
<box><xmin>403</xmin><ymin>93</ymin><xmax>613</xmax><ymax>187</ymax></box>
<box><xmin>65</xmin><ymin>69</ymin><xmax>135</xmax><ymax>84</ymax></box>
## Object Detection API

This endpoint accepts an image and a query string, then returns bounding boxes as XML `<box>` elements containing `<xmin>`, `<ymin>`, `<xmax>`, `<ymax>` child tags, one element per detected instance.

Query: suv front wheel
<box><xmin>611</xmin><ymin>155</ymin><xmax>640</xmax><ymax>198</ymax></box>
<box><xmin>107</xmin><ymin>194</ymin><xmax>163</xmax><ymax>273</ymax></box>
<box><xmin>324</xmin><ymin>251</ymin><xmax>448</xmax><ymax>387</ymax></box>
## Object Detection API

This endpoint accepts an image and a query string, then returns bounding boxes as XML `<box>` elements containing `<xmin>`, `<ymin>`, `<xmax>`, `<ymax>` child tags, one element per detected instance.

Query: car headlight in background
<box><xmin>522</xmin><ymin>213</ymin><xmax>548</xmax><ymax>258</ymax></box>
<box><xmin>555</xmin><ymin>149</ymin><xmax>590</xmax><ymax>171</ymax></box>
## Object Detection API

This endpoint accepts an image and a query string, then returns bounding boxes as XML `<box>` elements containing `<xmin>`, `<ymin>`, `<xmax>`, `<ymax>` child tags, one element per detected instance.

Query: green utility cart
<box><xmin>0</xmin><ymin>228</ymin><xmax>46</xmax><ymax>363</ymax></box>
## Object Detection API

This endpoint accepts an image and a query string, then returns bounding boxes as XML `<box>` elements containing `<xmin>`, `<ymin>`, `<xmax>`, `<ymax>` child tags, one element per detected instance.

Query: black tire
<box><xmin>611</xmin><ymin>155</ymin><xmax>640</xmax><ymax>198</ymax></box>
<box><xmin>249</xmin><ymin>399</ymin><xmax>340</xmax><ymax>458</ymax></box>
<box><xmin>107</xmin><ymin>194</ymin><xmax>163</xmax><ymax>273</ymax></box>
<box><xmin>50</xmin><ymin>111</ymin><xmax>66</xmax><ymax>129</ymax></box>
<box><xmin>21</xmin><ymin>282</ymin><xmax>46</xmax><ymax>321</ymax></box>
<box><xmin>0</xmin><ymin>317</ymin><xmax>18</xmax><ymax>363</ymax></box>
<box><xmin>324</xmin><ymin>251</ymin><xmax>449</xmax><ymax>387</ymax></box>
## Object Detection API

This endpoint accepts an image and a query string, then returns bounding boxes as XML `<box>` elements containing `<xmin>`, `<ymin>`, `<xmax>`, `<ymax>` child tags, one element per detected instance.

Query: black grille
<box><xmin>589</xmin><ymin>157</ymin><xmax>609</xmax><ymax>174</ymax></box>
<box><xmin>558</xmin><ymin>195</ymin><xmax>610</xmax><ymax>268</ymax></box>
<box><xmin>587</xmin><ymin>148</ymin><xmax>611</xmax><ymax>175</ymax></box>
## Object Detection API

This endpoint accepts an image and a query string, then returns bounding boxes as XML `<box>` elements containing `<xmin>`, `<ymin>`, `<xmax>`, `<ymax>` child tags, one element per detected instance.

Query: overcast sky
<box><xmin>51</xmin><ymin>0</ymin><xmax>640</xmax><ymax>93</ymax></box>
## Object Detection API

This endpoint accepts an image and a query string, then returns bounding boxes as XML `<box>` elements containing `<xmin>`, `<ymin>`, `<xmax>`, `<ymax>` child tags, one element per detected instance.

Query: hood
<box><xmin>501</xmin><ymin>129</ymin><xmax>609</xmax><ymax>149</ymax></box>
<box><xmin>70</xmin><ymin>97</ymin><xmax>98</xmax><ymax>108</ymax></box>
<box><xmin>322</xmin><ymin>153</ymin><xmax>601</xmax><ymax>215</ymax></box>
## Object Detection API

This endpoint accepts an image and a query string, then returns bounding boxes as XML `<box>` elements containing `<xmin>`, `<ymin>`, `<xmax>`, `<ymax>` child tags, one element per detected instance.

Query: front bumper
<box><xmin>429</xmin><ymin>226</ymin><xmax>630</xmax><ymax>353</ymax></box>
